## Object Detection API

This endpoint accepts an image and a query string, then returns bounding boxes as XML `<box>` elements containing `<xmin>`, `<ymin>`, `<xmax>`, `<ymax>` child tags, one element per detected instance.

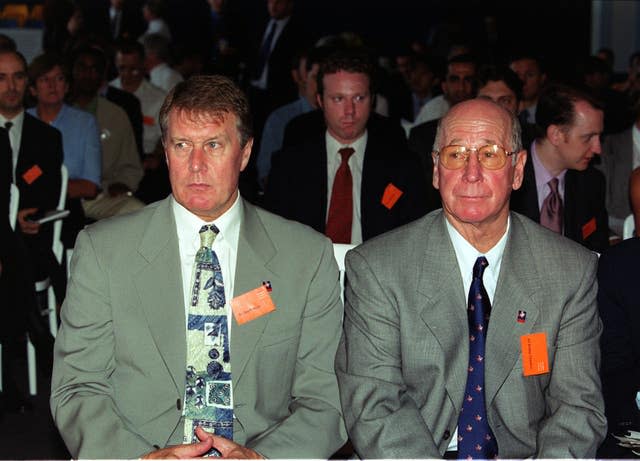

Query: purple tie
<box><xmin>540</xmin><ymin>177</ymin><xmax>562</xmax><ymax>233</ymax></box>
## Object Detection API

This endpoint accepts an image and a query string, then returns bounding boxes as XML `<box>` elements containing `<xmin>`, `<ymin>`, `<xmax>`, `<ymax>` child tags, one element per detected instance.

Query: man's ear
<box><xmin>432</xmin><ymin>152</ymin><xmax>440</xmax><ymax>190</ymax></box>
<box><xmin>511</xmin><ymin>150</ymin><xmax>527</xmax><ymax>191</ymax></box>
<box><xmin>547</xmin><ymin>124</ymin><xmax>564</xmax><ymax>146</ymax></box>
<box><xmin>316</xmin><ymin>93</ymin><xmax>323</xmax><ymax>110</ymax></box>
<box><xmin>240</xmin><ymin>138</ymin><xmax>253</xmax><ymax>172</ymax></box>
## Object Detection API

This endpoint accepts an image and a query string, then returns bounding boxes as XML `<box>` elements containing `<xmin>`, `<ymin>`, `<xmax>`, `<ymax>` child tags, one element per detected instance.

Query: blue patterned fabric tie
<box><xmin>457</xmin><ymin>256</ymin><xmax>498</xmax><ymax>460</ymax></box>
<box><xmin>183</xmin><ymin>225</ymin><xmax>233</xmax><ymax>453</ymax></box>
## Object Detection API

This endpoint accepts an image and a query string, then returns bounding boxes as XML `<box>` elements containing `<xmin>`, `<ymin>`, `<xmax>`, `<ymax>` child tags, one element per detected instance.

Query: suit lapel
<box><xmin>231</xmin><ymin>201</ymin><xmax>277</xmax><ymax>385</ymax></box>
<box><xmin>521</xmin><ymin>158</ymin><xmax>541</xmax><ymax>222</ymax></box>
<box><xmin>485</xmin><ymin>215</ymin><xmax>540</xmax><ymax>406</ymax></box>
<box><xmin>134</xmin><ymin>198</ymin><xmax>186</xmax><ymax>393</ymax></box>
<box><xmin>417</xmin><ymin>213</ymin><xmax>469</xmax><ymax>412</ymax></box>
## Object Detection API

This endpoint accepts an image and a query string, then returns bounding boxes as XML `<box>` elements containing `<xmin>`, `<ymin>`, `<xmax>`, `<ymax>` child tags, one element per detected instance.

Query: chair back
<box><xmin>332</xmin><ymin>243</ymin><xmax>356</xmax><ymax>303</ymax></box>
<box><xmin>9</xmin><ymin>183</ymin><xmax>19</xmax><ymax>230</ymax></box>
<box><xmin>623</xmin><ymin>214</ymin><xmax>635</xmax><ymax>239</ymax></box>
<box><xmin>1</xmin><ymin>3</ymin><xmax>29</xmax><ymax>27</ymax></box>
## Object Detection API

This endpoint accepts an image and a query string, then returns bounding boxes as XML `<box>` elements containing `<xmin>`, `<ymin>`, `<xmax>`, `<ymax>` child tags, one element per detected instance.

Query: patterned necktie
<box><xmin>458</xmin><ymin>256</ymin><xmax>498</xmax><ymax>460</ymax></box>
<box><xmin>540</xmin><ymin>177</ymin><xmax>562</xmax><ymax>234</ymax></box>
<box><xmin>183</xmin><ymin>225</ymin><xmax>233</xmax><ymax>452</ymax></box>
<box><xmin>325</xmin><ymin>147</ymin><xmax>355</xmax><ymax>243</ymax></box>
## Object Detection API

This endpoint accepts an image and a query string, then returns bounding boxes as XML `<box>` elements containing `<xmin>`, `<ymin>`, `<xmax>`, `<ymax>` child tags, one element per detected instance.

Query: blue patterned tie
<box><xmin>457</xmin><ymin>256</ymin><xmax>498</xmax><ymax>460</ymax></box>
<box><xmin>183</xmin><ymin>225</ymin><xmax>233</xmax><ymax>453</ymax></box>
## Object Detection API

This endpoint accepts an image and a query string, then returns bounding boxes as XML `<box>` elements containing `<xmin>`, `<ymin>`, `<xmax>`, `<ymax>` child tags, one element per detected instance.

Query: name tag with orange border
<box><xmin>520</xmin><ymin>332</ymin><xmax>550</xmax><ymax>376</ymax></box>
<box><xmin>582</xmin><ymin>217</ymin><xmax>596</xmax><ymax>240</ymax></box>
<box><xmin>22</xmin><ymin>164</ymin><xmax>43</xmax><ymax>185</ymax></box>
<box><xmin>381</xmin><ymin>183</ymin><xmax>403</xmax><ymax>209</ymax></box>
<box><xmin>231</xmin><ymin>285</ymin><xmax>276</xmax><ymax>325</ymax></box>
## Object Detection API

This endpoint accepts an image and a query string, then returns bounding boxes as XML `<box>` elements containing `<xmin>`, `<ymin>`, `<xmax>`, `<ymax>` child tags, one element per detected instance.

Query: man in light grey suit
<box><xmin>51</xmin><ymin>75</ymin><xmax>347</xmax><ymax>459</ymax></box>
<box><xmin>336</xmin><ymin>98</ymin><xmax>606</xmax><ymax>458</ymax></box>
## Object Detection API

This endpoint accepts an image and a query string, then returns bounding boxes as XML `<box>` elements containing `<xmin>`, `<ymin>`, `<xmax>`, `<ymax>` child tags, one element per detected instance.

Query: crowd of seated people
<box><xmin>2</xmin><ymin>0</ymin><xmax>640</xmax><ymax>458</ymax></box>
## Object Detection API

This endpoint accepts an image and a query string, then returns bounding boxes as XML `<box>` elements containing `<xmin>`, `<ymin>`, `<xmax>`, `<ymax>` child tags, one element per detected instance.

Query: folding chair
<box><xmin>623</xmin><ymin>214</ymin><xmax>635</xmax><ymax>240</ymax></box>
<box><xmin>332</xmin><ymin>243</ymin><xmax>356</xmax><ymax>303</ymax></box>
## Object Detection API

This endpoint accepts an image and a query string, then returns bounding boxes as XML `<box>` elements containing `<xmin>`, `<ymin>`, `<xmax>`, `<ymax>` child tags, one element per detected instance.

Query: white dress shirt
<box><xmin>172</xmin><ymin>193</ymin><xmax>242</xmax><ymax>331</ymax></box>
<box><xmin>0</xmin><ymin>110</ymin><xmax>24</xmax><ymax>182</ymax></box>
<box><xmin>443</xmin><ymin>215</ymin><xmax>511</xmax><ymax>451</ymax></box>
<box><xmin>149</xmin><ymin>63</ymin><xmax>184</xmax><ymax>93</ymax></box>
<box><xmin>632</xmin><ymin>123</ymin><xmax>640</xmax><ymax>170</ymax></box>
<box><xmin>325</xmin><ymin>131</ymin><xmax>367</xmax><ymax>245</ymax></box>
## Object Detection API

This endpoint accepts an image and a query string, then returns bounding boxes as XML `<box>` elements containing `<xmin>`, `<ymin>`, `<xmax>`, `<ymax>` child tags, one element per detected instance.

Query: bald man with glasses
<box><xmin>336</xmin><ymin>98</ymin><xmax>606</xmax><ymax>459</ymax></box>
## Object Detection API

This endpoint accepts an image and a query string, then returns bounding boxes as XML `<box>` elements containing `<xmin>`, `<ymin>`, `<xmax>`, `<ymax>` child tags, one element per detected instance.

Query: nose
<box><xmin>344</xmin><ymin>99</ymin><xmax>355</xmax><ymax>116</ymax></box>
<box><xmin>189</xmin><ymin>146</ymin><xmax>207</xmax><ymax>172</ymax></box>
<box><xmin>462</xmin><ymin>151</ymin><xmax>482</xmax><ymax>182</ymax></box>
<box><xmin>592</xmin><ymin>136</ymin><xmax>602</xmax><ymax>155</ymax></box>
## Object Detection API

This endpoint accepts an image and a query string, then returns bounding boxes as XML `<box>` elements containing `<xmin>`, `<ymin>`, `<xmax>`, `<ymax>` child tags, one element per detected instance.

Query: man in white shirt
<box><xmin>413</xmin><ymin>53</ymin><xmax>477</xmax><ymax>126</ymax></box>
<box><xmin>143</xmin><ymin>33</ymin><xmax>183</xmax><ymax>92</ymax></box>
<box><xmin>111</xmin><ymin>40</ymin><xmax>167</xmax><ymax>156</ymax></box>
<box><xmin>336</xmin><ymin>98</ymin><xmax>606</xmax><ymax>458</ymax></box>
<box><xmin>51</xmin><ymin>75</ymin><xmax>346</xmax><ymax>459</ymax></box>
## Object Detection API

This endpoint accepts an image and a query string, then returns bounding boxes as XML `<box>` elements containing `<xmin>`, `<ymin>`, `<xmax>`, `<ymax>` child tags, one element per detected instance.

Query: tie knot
<box><xmin>4</xmin><ymin>121</ymin><xmax>12</xmax><ymax>131</ymax></box>
<box><xmin>473</xmin><ymin>256</ymin><xmax>489</xmax><ymax>280</ymax></box>
<box><xmin>338</xmin><ymin>147</ymin><xmax>355</xmax><ymax>162</ymax></box>
<box><xmin>198</xmin><ymin>224</ymin><xmax>219</xmax><ymax>248</ymax></box>
<box><xmin>548</xmin><ymin>177</ymin><xmax>559</xmax><ymax>193</ymax></box>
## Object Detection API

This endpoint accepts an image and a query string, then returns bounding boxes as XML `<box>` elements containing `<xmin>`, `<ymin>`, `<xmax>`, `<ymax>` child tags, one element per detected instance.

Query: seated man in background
<box><xmin>51</xmin><ymin>75</ymin><xmax>347</xmax><ymax>458</ymax></box>
<box><xmin>265</xmin><ymin>48</ymin><xmax>427</xmax><ymax>244</ymax></box>
<box><xmin>68</xmin><ymin>45</ymin><xmax>145</xmax><ymax>220</ymax></box>
<box><xmin>510</xmin><ymin>83</ymin><xmax>609</xmax><ymax>253</ymax></box>
<box><xmin>336</xmin><ymin>98</ymin><xmax>606</xmax><ymax>459</ymax></box>
<box><xmin>26</xmin><ymin>52</ymin><xmax>102</xmax><ymax>247</ymax></box>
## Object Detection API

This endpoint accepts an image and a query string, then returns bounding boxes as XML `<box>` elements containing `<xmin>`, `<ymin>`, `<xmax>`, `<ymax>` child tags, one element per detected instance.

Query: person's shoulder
<box><xmin>599</xmin><ymin>236</ymin><xmax>640</xmax><ymax>265</ymax></box>
<box><xmin>64</xmin><ymin>104</ymin><xmax>98</xmax><ymax>126</ymax></box>
<box><xmin>82</xmin><ymin>200</ymin><xmax>162</xmax><ymax>243</ymax></box>
<box><xmin>141</xmin><ymin>79</ymin><xmax>168</xmax><ymax>99</ymax></box>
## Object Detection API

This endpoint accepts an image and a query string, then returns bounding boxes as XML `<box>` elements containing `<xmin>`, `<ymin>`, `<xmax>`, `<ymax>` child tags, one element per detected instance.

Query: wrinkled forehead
<box><xmin>441</xmin><ymin>104</ymin><xmax>512</xmax><ymax>146</ymax></box>
<box><xmin>170</xmin><ymin>108</ymin><xmax>230</xmax><ymax>127</ymax></box>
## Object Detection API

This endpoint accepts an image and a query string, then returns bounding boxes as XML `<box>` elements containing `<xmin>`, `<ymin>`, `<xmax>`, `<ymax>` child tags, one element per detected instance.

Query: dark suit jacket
<box><xmin>250</xmin><ymin>16</ymin><xmax>303</xmax><ymax>110</ymax></box>
<box><xmin>510</xmin><ymin>157</ymin><xmax>609</xmax><ymax>253</ymax></box>
<box><xmin>265</xmin><ymin>115</ymin><xmax>428</xmax><ymax>241</ymax></box>
<box><xmin>598</xmin><ymin>238</ymin><xmax>640</xmax><ymax>428</ymax></box>
<box><xmin>16</xmin><ymin>114</ymin><xmax>64</xmax><ymax>276</ymax></box>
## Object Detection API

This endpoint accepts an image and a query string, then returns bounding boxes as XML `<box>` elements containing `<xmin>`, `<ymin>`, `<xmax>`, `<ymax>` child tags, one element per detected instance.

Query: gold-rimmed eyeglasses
<box><xmin>434</xmin><ymin>144</ymin><xmax>518</xmax><ymax>170</ymax></box>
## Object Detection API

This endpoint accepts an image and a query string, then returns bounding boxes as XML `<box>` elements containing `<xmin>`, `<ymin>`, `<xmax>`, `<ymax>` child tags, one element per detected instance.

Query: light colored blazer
<box><xmin>336</xmin><ymin>210</ymin><xmax>606</xmax><ymax>458</ymax></box>
<box><xmin>51</xmin><ymin>197</ymin><xmax>347</xmax><ymax>458</ymax></box>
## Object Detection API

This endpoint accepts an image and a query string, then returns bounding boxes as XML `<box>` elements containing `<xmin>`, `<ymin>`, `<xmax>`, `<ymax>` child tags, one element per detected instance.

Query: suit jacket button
<box><xmin>176</xmin><ymin>398</ymin><xmax>182</xmax><ymax>410</ymax></box>
<box><xmin>442</xmin><ymin>430</ymin><xmax>450</xmax><ymax>440</ymax></box>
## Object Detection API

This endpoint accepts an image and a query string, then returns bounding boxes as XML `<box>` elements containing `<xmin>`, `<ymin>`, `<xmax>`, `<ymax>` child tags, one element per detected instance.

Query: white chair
<box><xmin>623</xmin><ymin>214</ymin><xmax>635</xmax><ymax>239</ymax></box>
<box><xmin>332</xmin><ymin>243</ymin><xmax>356</xmax><ymax>303</ymax></box>
<box><xmin>26</xmin><ymin>164</ymin><xmax>68</xmax><ymax>395</ymax></box>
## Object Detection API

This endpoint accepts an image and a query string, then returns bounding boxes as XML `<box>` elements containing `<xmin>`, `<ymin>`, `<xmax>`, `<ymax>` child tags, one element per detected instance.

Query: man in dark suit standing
<box><xmin>0</xmin><ymin>49</ymin><xmax>63</xmax><ymax>408</ymax></box>
<box><xmin>265</xmin><ymin>48</ymin><xmax>428</xmax><ymax>244</ymax></box>
<box><xmin>510</xmin><ymin>83</ymin><xmax>609</xmax><ymax>252</ymax></box>
<box><xmin>336</xmin><ymin>98</ymin><xmax>606</xmax><ymax>458</ymax></box>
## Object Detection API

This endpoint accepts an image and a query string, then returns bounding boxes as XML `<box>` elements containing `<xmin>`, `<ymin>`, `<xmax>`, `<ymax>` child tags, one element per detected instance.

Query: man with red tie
<box><xmin>265</xmin><ymin>48</ymin><xmax>428</xmax><ymax>244</ymax></box>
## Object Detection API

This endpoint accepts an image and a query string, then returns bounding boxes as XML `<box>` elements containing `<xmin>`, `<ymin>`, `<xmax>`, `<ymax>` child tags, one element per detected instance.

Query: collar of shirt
<box><xmin>173</xmin><ymin>193</ymin><xmax>242</xmax><ymax>261</ymax></box>
<box><xmin>531</xmin><ymin>140</ymin><xmax>567</xmax><ymax>210</ymax></box>
<box><xmin>0</xmin><ymin>110</ymin><xmax>25</xmax><ymax>177</ymax></box>
<box><xmin>325</xmin><ymin>130</ymin><xmax>367</xmax><ymax>176</ymax></box>
<box><xmin>445</xmin><ymin>215</ymin><xmax>510</xmax><ymax>305</ymax></box>
<box><xmin>632</xmin><ymin>124</ymin><xmax>640</xmax><ymax>170</ymax></box>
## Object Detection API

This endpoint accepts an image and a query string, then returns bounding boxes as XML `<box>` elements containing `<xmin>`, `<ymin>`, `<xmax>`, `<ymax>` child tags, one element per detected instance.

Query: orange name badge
<box><xmin>143</xmin><ymin>115</ymin><xmax>156</xmax><ymax>126</ymax></box>
<box><xmin>381</xmin><ymin>183</ymin><xmax>403</xmax><ymax>210</ymax></box>
<box><xmin>22</xmin><ymin>164</ymin><xmax>43</xmax><ymax>185</ymax></box>
<box><xmin>520</xmin><ymin>332</ymin><xmax>550</xmax><ymax>376</ymax></box>
<box><xmin>231</xmin><ymin>285</ymin><xmax>276</xmax><ymax>325</ymax></box>
<box><xmin>582</xmin><ymin>217</ymin><xmax>597</xmax><ymax>240</ymax></box>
